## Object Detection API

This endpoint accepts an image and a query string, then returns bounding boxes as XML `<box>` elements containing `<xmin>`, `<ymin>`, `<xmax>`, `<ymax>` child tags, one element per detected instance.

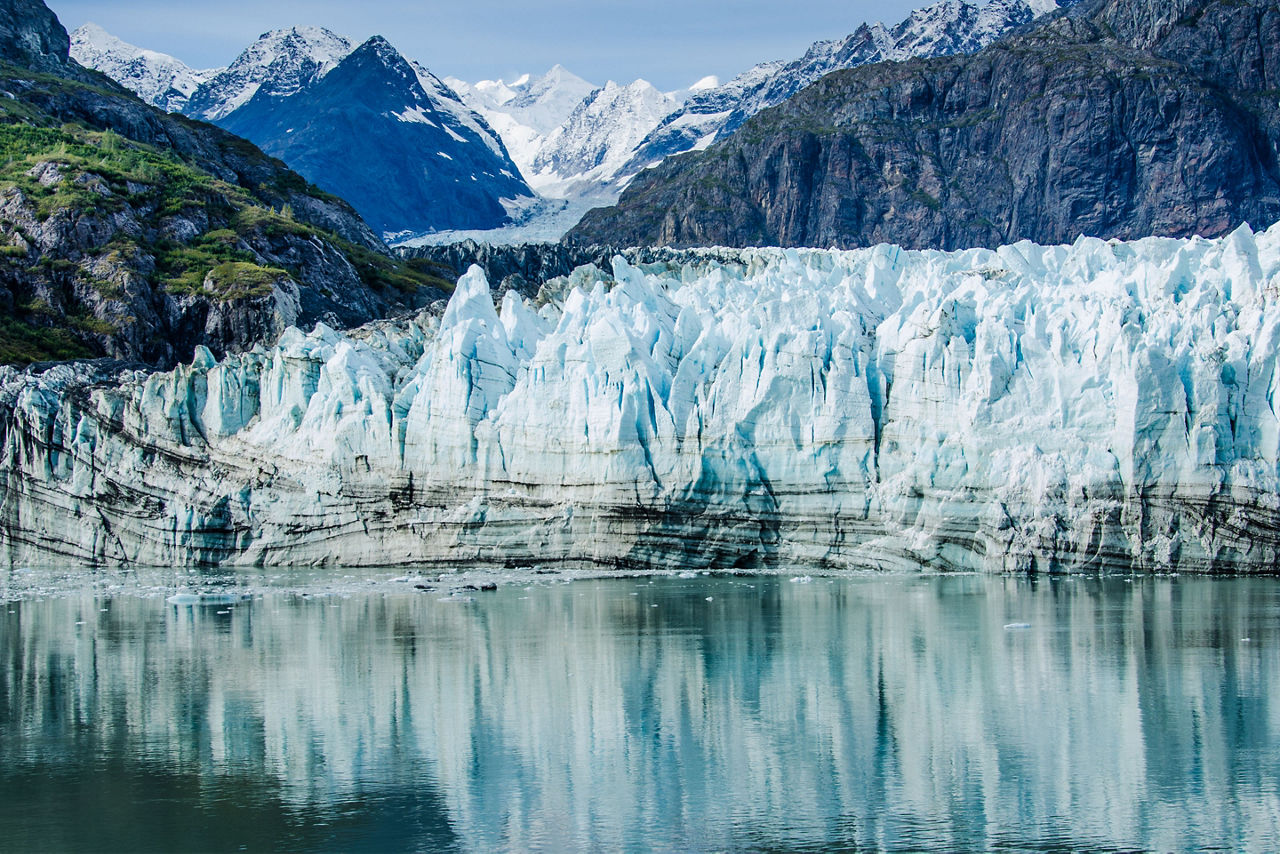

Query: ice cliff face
<box><xmin>4</xmin><ymin>224</ymin><xmax>1280</xmax><ymax>572</ymax></box>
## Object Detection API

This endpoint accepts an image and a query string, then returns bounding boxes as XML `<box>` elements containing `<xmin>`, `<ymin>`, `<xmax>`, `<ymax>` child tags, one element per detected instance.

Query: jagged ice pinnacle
<box><xmin>3</xmin><ymin>224</ymin><xmax>1280</xmax><ymax>572</ymax></box>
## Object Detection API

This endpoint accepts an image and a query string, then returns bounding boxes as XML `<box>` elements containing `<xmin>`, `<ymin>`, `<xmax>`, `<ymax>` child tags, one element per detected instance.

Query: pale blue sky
<box><xmin>50</xmin><ymin>0</ymin><xmax>930</xmax><ymax>89</ymax></box>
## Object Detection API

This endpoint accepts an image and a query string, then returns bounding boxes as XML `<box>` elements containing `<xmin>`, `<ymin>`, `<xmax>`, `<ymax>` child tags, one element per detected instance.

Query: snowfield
<box><xmin>4</xmin><ymin>224</ymin><xmax>1280</xmax><ymax>572</ymax></box>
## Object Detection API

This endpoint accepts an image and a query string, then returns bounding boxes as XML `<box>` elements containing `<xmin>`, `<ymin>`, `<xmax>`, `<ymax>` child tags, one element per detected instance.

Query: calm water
<box><xmin>2</xmin><ymin>572</ymin><xmax>1279</xmax><ymax>852</ymax></box>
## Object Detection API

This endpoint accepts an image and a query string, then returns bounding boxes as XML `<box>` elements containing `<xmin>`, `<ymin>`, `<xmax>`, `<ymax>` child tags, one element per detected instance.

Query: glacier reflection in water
<box><xmin>2</xmin><ymin>574</ymin><xmax>1279</xmax><ymax>852</ymax></box>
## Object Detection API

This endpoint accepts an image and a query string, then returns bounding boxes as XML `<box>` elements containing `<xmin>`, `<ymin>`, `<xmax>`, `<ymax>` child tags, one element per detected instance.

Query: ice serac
<box><xmin>5</xmin><ymin>225</ymin><xmax>1280</xmax><ymax>572</ymax></box>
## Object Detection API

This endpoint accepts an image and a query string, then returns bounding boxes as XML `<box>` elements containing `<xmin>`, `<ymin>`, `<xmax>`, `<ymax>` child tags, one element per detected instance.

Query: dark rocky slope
<box><xmin>0</xmin><ymin>0</ymin><xmax>448</xmax><ymax>368</ymax></box>
<box><xmin>568</xmin><ymin>0</ymin><xmax>1280</xmax><ymax>250</ymax></box>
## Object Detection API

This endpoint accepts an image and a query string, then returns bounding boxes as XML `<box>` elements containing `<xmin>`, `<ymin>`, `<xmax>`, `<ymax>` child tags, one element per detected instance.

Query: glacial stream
<box><xmin>1</xmin><ymin>570</ymin><xmax>1278</xmax><ymax>852</ymax></box>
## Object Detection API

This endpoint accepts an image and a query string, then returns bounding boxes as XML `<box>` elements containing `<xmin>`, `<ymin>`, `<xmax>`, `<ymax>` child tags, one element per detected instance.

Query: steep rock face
<box><xmin>216</xmin><ymin>36</ymin><xmax>535</xmax><ymax>239</ymax></box>
<box><xmin>69</xmin><ymin>24</ymin><xmax>217</xmax><ymax>113</ymax></box>
<box><xmin>620</xmin><ymin>0</ymin><xmax>1078</xmax><ymax>179</ymax></box>
<box><xmin>0</xmin><ymin>0</ymin><xmax>68</xmax><ymax>73</ymax></box>
<box><xmin>4</xmin><ymin>224</ymin><xmax>1280</xmax><ymax>572</ymax></box>
<box><xmin>0</xmin><ymin>0</ymin><xmax>445</xmax><ymax>367</ymax></box>
<box><xmin>569</xmin><ymin>0</ymin><xmax>1280</xmax><ymax>251</ymax></box>
<box><xmin>399</xmin><ymin>241</ymin><xmax>619</xmax><ymax>298</ymax></box>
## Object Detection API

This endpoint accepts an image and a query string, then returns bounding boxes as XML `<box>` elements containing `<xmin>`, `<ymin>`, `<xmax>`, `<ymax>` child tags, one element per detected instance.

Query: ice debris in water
<box><xmin>166</xmin><ymin>593</ymin><xmax>250</xmax><ymax>606</ymax></box>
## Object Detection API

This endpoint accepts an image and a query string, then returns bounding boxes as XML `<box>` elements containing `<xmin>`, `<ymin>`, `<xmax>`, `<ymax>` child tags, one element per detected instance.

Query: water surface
<box><xmin>2</xmin><ymin>572</ymin><xmax>1278</xmax><ymax>852</ymax></box>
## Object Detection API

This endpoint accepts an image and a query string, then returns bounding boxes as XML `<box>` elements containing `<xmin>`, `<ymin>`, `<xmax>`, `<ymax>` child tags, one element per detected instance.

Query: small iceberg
<box><xmin>1004</xmin><ymin>622</ymin><xmax>1032</xmax><ymax>630</ymax></box>
<box><xmin>790</xmin><ymin>576</ymin><xmax>813</xmax><ymax>584</ymax></box>
<box><xmin>166</xmin><ymin>592</ymin><xmax>250</xmax><ymax>606</ymax></box>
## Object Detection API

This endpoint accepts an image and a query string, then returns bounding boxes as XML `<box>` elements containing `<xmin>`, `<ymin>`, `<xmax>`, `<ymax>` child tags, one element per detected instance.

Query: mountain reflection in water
<box><xmin>2</xmin><ymin>574</ymin><xmax>1278</xmax><ymax>852</ymax></box>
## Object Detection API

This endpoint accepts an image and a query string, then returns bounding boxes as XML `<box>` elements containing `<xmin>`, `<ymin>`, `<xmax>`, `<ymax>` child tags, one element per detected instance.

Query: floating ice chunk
<box><xmin>1004</xmin><ymin>623</ymin><xmax>1032</xmax><ymax>630</ymax></box>
<box><xmin>166</xmin><ymin>593</ymin><xmax>249</xmax><ymax>606</ymax></box>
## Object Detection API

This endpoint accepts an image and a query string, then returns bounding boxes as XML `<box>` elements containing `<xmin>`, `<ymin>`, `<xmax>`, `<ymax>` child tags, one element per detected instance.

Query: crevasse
<box><xmin>3</xmin><ymin>223</ymin><xmax>1280</xmax><ymax>571</ymax></box>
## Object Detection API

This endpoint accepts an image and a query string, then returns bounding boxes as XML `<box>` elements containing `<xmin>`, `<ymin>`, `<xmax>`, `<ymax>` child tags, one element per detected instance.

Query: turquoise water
<box><xmin>2</xmin><ymin>572</ymin><xmax>1279</xmax><ymax>852</ymax></box>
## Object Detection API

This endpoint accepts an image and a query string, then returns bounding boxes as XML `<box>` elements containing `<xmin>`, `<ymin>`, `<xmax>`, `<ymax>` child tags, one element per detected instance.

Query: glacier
<box><xmin>3</xmin><ymin>224</ymin><xmax>1280</xmax><ymax>572</ymax></box>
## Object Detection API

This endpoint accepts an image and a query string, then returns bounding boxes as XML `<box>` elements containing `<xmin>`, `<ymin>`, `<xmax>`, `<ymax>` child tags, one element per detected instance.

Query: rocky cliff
<box><xmin>0</xmin><ymin>0</ymin><xmax>67</xmax><ymax>74</ymax></box>
<box><xmin>0</xmin><ymin>0</ymin><xmax>448</xmax><ymax>367</ymax></box>
<box><xmin>568</xmin><ymin>0</ymin><xmax>1280</xmax><ymax>250</ymax></box>
<box><xmin>620</xmin><ymin>0</ymin><xmax>1078</xmax><ymax>180</ymax></box>
<box><xmin>399</xmin><ymin>242</ymin><xmax>618</xmax><ymax>298</ymax></box>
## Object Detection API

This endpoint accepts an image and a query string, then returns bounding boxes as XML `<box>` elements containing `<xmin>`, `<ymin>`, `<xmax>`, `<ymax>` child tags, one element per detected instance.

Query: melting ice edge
<box><xmin>5</xmin><ymin>224</ymin><xmax>1280</xmax><ymax>573</ymax></box>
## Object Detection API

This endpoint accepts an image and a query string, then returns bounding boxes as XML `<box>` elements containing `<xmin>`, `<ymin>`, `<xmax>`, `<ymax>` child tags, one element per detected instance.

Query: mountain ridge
<box><xmin>216</xmin><ymin>35</ymin><xmax>535</xmax><ymax>239</ymax></box>
<box><xmin>0</xmin><ymin>0</ymin><xmax>449</xmax><ymax>367</ymax></box>
<box><xmin>71</xmin><ymin>24</ymin><xmax>535</xmax><ymax>240</ymax></box>
<box><xmin>568</xmin><ymin>0</ymin><xmax>1280</xmax><ymax>251</ymax></box>
<box><xmin>70</xmin><ymin>23</ymin><xmax>218</xmax><ymax>113</ymax></box>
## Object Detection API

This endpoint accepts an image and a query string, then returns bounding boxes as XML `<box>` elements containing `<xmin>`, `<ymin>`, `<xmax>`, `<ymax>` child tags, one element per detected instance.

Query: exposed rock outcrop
<box><xmin>0</xmin><ymin>0</ymin><xmax>447</xmax><ymax>367</ymax></box>
<box><xmin>568</xmin><ymin>0</ymin><xmax>1280</xmax><ymax>251</ymax></box>
<box><xmin>0</xmin><ymin>0</ymin><xmax>69</xmax><ymax>73</ymax></box>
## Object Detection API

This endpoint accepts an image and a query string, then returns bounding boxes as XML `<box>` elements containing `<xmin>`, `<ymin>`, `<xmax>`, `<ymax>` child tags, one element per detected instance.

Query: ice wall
<box><xmin>4</xmin><ymin>223</ymin><xmax>1280</xmax><ymax>571</ymax></box>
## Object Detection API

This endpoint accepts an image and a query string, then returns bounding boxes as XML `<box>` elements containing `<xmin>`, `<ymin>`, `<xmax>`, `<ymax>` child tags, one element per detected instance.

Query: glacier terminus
<box><xmin>3</xmin><ymin>224</ymin><xmax>1280</xmax><ymax>573</ymax></box>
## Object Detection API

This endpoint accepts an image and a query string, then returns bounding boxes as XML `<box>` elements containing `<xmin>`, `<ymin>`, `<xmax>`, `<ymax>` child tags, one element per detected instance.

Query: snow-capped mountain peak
<box><xmin>69</xmin><ymin>23</ymin><xmax>219</xmax><ymax>113</ymax></box>
<box><xmin>214</xmin><ymin>33</ymin><xmax>534</xmax><ymax>239</ymax></box>
<box><xmin>447</xmin><ymin>64</ymin><xmax>600</xmax><ymax>187</ymax></box>
<box><xmin>530</xmin><ymin>78</ymin><xmax>675</xmax><ymax>192</ymax></box>
<box><xmin>449</xmin><ymin>65</ymin><xmax>595</xmax><ymax>137</ymax></box>
<box><xmin>184</xmin><ymin>25</ymin><xmax>352</xmax><ymax>121</ymax></box>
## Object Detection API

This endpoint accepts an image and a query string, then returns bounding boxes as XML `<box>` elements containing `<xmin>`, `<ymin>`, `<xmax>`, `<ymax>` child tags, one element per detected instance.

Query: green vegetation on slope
<box><xmin>0</xmin><ymin>54</ymin><xmax>448</xmax><ymax>367</ymax></box>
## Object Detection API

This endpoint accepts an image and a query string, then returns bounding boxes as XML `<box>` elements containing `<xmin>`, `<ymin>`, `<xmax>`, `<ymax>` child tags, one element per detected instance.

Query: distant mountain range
<box><xmin>71</xmin><ymin>0</ymin><xmax>1075</xmax><ymax>242</ymax></box>
<box><xmin>71</xmin><ymin>24</ymin><xmax>534</xmax><ymax>241</ymax></box>
<box><xmin>183</xmin><ymin>25</ymin><xmax>351</xmax><ymax>122</ymax></box>
<box><xmin>69</xmin><ymin>22</ymin><xmax>217</xmax><ymax>113</ymax></box>
<box><xmin>446</xmin><ymin>0</ymin><xmax>1078</xmax><ymax>203</ymax></box>
<box><xmin>619</xmin><ymin>0</ymin><xmax>1078</xmax><ymax>179</ymax></box>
